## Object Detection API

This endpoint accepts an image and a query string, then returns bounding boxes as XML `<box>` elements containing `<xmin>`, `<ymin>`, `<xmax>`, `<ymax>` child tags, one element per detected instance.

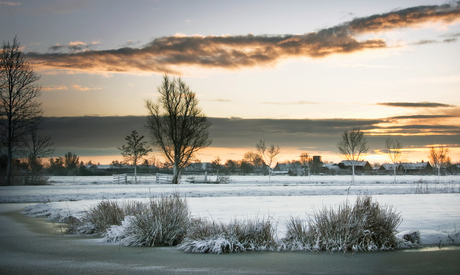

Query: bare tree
<box><xmin>256</xmin><ymin>140</ymin><xmax>280</xmax><ymax>183</ymax></box>
<box><xmin>428</xmin><ymin>145</ymin><xmax>451</xmax><ymax>181</ymax></box>
<box><xmin>145</xmin><ymin>75</ymin><xmax>212</xmax><ymax>184</ymax></box>
<box><xmin>337</xmin><ymin>127</ymin><xmax>369</xmax><ymax>184</ymax></box>
<box><xmin>384</xmin><ymin>138</ymin><xmax>406</xmax><ymax>184</ymax></box>
<box><xmin>25</xmin><ymin>124</ymin><xmax>54</xmax><ymax>184</ymax></box>
<box><xmin>64</xmin><ymin>152</ymin><xmax>79</xmax><ymax>170</ymax></box>
<box><xmin>1</xmin><ymin>37</ymin><xmax>43</xmax><ymax>185</ymax></box>
<box><xmin>300</xmin><ymin>152</ymin><xmax>313</xmax><ymax>180</ymax></box>
<box><xmin>118</xmin><ymin>130</ymin><xmax>152</xmax><ymax>183</ymax></box>
<box><xmin>211</xmin><ymin>155</ymin><xmax>222</xmax><ymax>179</ymax></box>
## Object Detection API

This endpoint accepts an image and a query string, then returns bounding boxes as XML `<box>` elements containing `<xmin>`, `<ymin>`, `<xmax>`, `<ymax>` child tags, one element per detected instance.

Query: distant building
<box><xmin>379</xmin><ymin>163</ymin><xmax>403</xmax><ymax>175</ymax></box>
<box><xmin>322</xmin><ymin>163</ymin><xmax>341</xmax><ymax>175</ymax></box>
<box><xmin>338</xmin><ymin>160</ymin><xmax>372</xmax><ymax>173</ymax></box>
<box><xmin>400</xmin><ymin>162</ymin><xmax>432</xmax><ymax>175</ymax></box>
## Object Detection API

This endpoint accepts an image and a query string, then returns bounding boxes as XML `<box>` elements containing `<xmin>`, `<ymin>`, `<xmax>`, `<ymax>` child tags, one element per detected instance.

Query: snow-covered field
<box><xmin>1</xmin><ymin>175</ymin><xmax>459</xmax><ymax>246</ymax></box>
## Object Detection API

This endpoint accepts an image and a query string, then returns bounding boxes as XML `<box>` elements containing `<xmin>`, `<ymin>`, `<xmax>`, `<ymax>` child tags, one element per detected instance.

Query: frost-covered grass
<box><xmin>281</xmin><ymin>196</ymin><xmax>404</xmax><ymax>253</ymax></box>
<box><xmin>4</xmin><ymin>175</ymin><xmax>459</xmax><ymax>249</ymax></box>
<box><xmin>179</xmin><ymin>216</ymin><xmax>277</xmax><ymax>254</ymax></box>
<box><xmin>68</xmin><ymin>194</ymin><xmax>189</xmax><ymax>247</ymax></box>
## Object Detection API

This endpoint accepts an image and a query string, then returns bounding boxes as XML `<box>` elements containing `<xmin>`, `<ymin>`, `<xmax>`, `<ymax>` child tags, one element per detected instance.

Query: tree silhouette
<box><xmin>145</xmin><ymin>75</ymin><xmax>211</xmax><ymax>184</ymax></box>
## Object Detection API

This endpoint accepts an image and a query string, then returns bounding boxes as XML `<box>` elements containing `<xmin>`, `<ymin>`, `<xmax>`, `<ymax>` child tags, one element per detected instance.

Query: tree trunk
<box><xmin>172</xmin><ymin>164</ymin><xmax>179</xmax><ymax>184</ymax></box>
<box><xmin>393</xmin><ymin>166</ymin><xmax>397</xmax><ymax>184</ymax></box>
<box><xmin>352</xmin><ymin>164</ymin><xmax>355</xmax><ymax>184</ymax></box>
<box><xmin>134</xmin><ymin>165</ymin><xmax>137</xmax><ymax>184</ymax></box>
<box><xmin>268</xmin><ymin>167</ymin><xmax>271</xmax><ymax>183</ymax></box>
<box><xmin>6</xmin><ymin>127</ymin><xmax>13</xmax><ymax>185</ymax></box>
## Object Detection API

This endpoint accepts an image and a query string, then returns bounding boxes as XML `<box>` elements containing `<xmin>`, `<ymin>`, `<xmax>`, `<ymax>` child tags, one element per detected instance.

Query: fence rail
<box><xmin>155</xmin><ymin>173</ymin><xmax>173</xmax><ymax>184</ymax></box>
<box><xmin>113</xmin><ymin>173</ymin><xmax>127</xmax><ymax>184</ymax></box>
<box><xmin>112</xmin><ymin>173</ymin><xmax>172</xmax><ymax>184</ymax></box>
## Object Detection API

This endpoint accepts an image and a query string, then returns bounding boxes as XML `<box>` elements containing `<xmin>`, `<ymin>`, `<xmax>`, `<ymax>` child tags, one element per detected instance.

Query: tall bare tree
<box><xmin>300</xmin><ymin>152</ymin><xmax>313</xmax><ymax>180</ymax></box>
<box><xmin>25</xmin><ymin>124</ymin><xmax>54</xmax><ymax>184</ymax></box>
<box><xmin>118</xmin><ymin>130</ymin><xmax>152</xmax><ymax>183</ymax></box>
<box><xmin>145</xmin><ymin>75</ymin><xmax>211</xmax><ymax>184</ymax></box>
<box><xmin>337</xmin><ymin>127</ymin><xmax>369</xmax><ymax>184</ymax></box>
<box><xmin>256</xmin><ymin>140</ymin><xmax>280</xmax><ymax>183</ymax></box>
<box><xmin>1</xmin><ymin>37</ymin><xmax>43</xmax><ymax>185</ymax></box>
<box><xmin>428</xmin><ymin>145</ymin><xmax>451</xmax><ymax>181</ymax></box>
<box><xmin>384</xmin><ymin>138</ymin><xmax>406</xmax><ymax>183</ymax></box>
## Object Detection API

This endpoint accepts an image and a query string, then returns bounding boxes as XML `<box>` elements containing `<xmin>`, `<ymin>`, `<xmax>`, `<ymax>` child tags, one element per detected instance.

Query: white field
<box><xmin>1</xmin><ymin>174</ymin><xmax>459</xmax><ymax>245</ymax></box>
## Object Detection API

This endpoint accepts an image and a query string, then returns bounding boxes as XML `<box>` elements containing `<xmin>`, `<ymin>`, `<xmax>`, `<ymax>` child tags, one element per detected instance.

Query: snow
<box><xmin>1</xmin><ymin>175</ymin><xmax>459</xmax><ymax>246</ymax></box>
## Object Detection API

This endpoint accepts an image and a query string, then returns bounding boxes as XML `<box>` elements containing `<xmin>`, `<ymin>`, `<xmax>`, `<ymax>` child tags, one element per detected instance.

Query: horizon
<box><xmin>2</xmin><ymin>0</ymin><xmax>459</xmax><ymax>165</ymax></box>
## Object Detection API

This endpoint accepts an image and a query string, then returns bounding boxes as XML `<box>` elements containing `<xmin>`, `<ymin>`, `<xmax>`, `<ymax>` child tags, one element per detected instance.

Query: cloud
<box><xmin>49</xmin><ymin>41</ymin><xmax>100</xmax><ymax>53</ymax></box>
<box><xmin>347</xmin><ymin>2</ymin><xmax>460</xmax><ymax>33</ymax></box>
<box><xmin>71</xmin><ymin>84</ymin><xmax>102</xmax><ymax>91</ymax></box>
<box><xmin>41</xmin><ymin>84</ymin><xmax>101</xmax><ymax>91</ymax></box>
<box><xmin>412</xmin><ymin>38</ymin><xmax>458</xmax><ymax>45</ymax></box>
<box><xmin>205</xmin><ymin>99</ymin><xmax>233</xmax><ymax>102</ymax></box>
<box><xmin>0</xmin><ymin>1</ymin><xmax>20</xmax><ymax>5</ymax></box>
<box><xmin>41</xmin><ymin>116</ymin><xmax>460</xmax><ymax>160</ymax></box>
<box><xmin>443</xmin><ymin>38</ymin><xmax>458</xmax><ymax>43</ymax></box>
<box><xmin>26</xmin><ymin>2</ymin><xmax>460</xmax><ymax>74</ymax></box>
<box><xmin>440</xmin><ymin>32</ymin><xmax>460</xmax><ymax>37</ymax></box>
<box><xmin>42</xmin><ymin>85</ymin><xmax>68</xmax><ymax>91</ymax></box>
<box><xmin>377</xmin><ymin>102</ymin><xmax>456</xmax><ymax>108</ymax></box>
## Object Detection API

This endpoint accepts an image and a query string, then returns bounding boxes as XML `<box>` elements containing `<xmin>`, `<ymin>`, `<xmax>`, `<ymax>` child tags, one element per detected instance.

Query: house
<box><xmin>183</xmin><ymin>162</ymin><xmax>212</xmax><ymax>172</ymax></box>
<box><xmin>448</xmin><ymin>164</ymin><xmax>460</xmax><ymax>174</ymax></box>
<box><xmin>273</xmin><ymin>163</ymin><xmax>299</xmax><ymax>176</ymax></box>
<box><xmin>379</xmin><ymin>163</ymin><xmax>403</xmax><ymax>175</ymax></box>
<box><xmin>338</xmin><ymin>160</ymin><xmax>372</xmax><ymax>174</ymax></box>
<box><xmin>400</xmin><ymin>162</ymin><xmax>432</xmax><ymax>175</ymax></box>
<box><xmin>322</xmin><ymin>163</ymin><xmax>341</xmax><ymax>175</ymax></box>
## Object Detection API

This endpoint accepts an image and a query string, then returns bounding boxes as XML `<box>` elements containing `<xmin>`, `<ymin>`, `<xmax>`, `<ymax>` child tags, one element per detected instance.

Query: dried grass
<box><xmin>179</xmin><ymin>216</ymin><xmax>277</xmax><ymax>253</ymax></box>
<box><xmin>281</xmin><ymin>195</ymin><xmax>403</xmax><ymax>253</ymax></box>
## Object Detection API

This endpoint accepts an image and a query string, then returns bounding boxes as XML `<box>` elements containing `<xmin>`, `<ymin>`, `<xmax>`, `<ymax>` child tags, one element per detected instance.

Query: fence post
<box><xmin>156</xmin><ymin>173</ymin><xmax>159</xmax><ymax>184</ymax></box>
<box><xmin>124</xmin><ymin>174</ymin><xmax>127</xmax><ymax>184</ymax></box>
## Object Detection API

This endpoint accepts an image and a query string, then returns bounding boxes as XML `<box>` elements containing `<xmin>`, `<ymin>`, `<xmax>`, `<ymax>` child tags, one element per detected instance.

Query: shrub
<box><xmin>179</xmin><ymin>216</ymin><xmax>277</xmax><ymax>254</ymax></box>
<box><xmin>281</xmin><ymin>195</ymin><xmax>403</xmax><ymax>253</ymax></box>
<box><xmin>68</xmin><ymin>194</ymin><xmax>190</xmax><ymax>247</ymax></box>
<box><xmin>101</xmin><ymin>194</ymin><xmax>189</xmax><ymax>247</ymax></box>
<box><xmin>67</xmin><ymin>200</ymin><xmax>125</xmax><ymax>234</ymax></box>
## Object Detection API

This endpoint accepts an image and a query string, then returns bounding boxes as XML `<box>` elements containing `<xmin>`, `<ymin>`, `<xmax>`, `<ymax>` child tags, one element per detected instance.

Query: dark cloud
<box><xmin>443</xmin><ymin>38</ymin><xmax>458</xmax><ymax>43</ymax></box>
<box><xmin>377</xmin><ymin>102</ymin><xmax>455</xmax><ymax>108</ymax></box>
<box><xmin>412</xmin><ymin>38</ymin><xmax>458</xmax><ymax>45</ymax></box>
<box><xmin>48</xmin><ymin>41</ymin><xmax>100</xmax><ymax>53</ymax></box>
<box><xmin>26</xmin><ymin>2</ymin><xmax>460</xmax><ymax>74</ymax></box>
<box><xmin>440</xmin><ymin>32</ymin><xmax>460</xmax><ymax>37</ymax></box>
<box><xmin>40</xmin><ymin>116</ymin><xmax>460</xmax><ymax>160</ymax></box>
<box><xmin>390</xmin><ymin>114</ymin><xmax>455</xmax><ymax>119</ymax></box>
<box><xmin>413</xmin><ymin>39</ymin><xmax>439</xmax><ymax>45</ymax></box>
<box><xmin>348</xmin><ymin>2</ymin><xmax>460</xmax><ymax>33</ymax></box>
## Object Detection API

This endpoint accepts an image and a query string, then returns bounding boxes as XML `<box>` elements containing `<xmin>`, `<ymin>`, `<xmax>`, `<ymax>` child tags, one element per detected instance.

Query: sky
<box><xmin>1</xmin><ymin>0</ymin><xmax>459</xmax><ymax>165</ymax></box>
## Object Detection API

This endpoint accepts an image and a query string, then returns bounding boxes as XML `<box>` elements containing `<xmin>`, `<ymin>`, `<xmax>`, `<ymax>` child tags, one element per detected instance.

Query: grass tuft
<box><xmin>281</xmin><ymin>195</ymin><xmax>403</xmax><ymax>253</ymax></box>
<box><xmin>179</xmin><ymin>216</ymin><xmax>277</xmax><ymax>254</ymax></box>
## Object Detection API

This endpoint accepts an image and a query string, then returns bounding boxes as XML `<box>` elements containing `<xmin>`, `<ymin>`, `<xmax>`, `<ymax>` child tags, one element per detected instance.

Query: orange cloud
<box><xmin>41</xmin><ymin>85</ymin><xmax>68</xmax><ymax>91</ymax></box>
<box><xmin>349</xmin><ymin>2</ymin><xmax>460</xmax><ymax>33</ymax></box>
<box><xmin>26</xmin><ymin>2</ymin><xmax>460</xmax><ymax>74</ymax></box>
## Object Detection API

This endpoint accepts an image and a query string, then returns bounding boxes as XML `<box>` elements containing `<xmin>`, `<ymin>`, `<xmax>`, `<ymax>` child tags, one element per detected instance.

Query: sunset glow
<box><xmin>2</xmin><ymin>0</ymin><xmax>459</xmax><ymax>165</ymax></box>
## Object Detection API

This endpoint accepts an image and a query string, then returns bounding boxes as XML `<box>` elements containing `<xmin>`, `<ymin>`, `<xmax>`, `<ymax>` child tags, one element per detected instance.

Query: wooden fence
<box><xmin>112</xmin><ymin>173</ymin><xmax>172</xmax><ymax>184</ymax></box>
